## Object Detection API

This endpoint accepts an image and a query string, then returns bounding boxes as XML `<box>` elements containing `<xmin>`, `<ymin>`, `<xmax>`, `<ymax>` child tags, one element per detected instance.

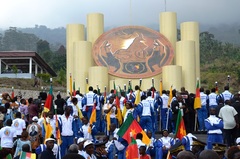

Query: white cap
<box><xmin>77</xmin><ymin>137</ymin><xmax>85</xmax><ymax>144</ymax></box>
<box><xmin>84</xmin><ymin>140</ymin><xmax>93</xmax><ymax>148</ymax></box>
<box><xmin>236</xmin><ymin>137</ymin><xmax>240</xmax><ymax>145</ymax></box>
<box><xmin>45</xmin><ymin>138</ymin><xmax>55</xmax><ymax>143</ymax></box>
<box><xmin>32</xmin><ymin>116</ymin><xmax>38</xmax><ymax>122</ymax></box>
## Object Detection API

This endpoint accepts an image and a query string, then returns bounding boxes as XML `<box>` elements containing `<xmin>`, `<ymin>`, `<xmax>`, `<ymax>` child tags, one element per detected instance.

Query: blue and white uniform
<box><xmin>198</xmin><ymin>92</ymin><xmax>208</xmax><ymax>131</ymax></box>
<box><xmin>161</xmin><ymin>93</ymin><xmax>169</xmax><ymax>130</ymax></box>
<box><xmin>59</xmin><ymin>114</ymin><xmax>77</xmax><ymax>157</ymax></box>
<box><xmin>82</xmin><ymin>91</ymin><xmax>97</xmax><ymax>119</ymax></box>
<box><xmin>205</xmin><ymin>115</ymin><xmax>223</xmax><ymax>149</ymax></box>
<box><xmin>137</xmin><ymin>99</ymin><xmax>154</xmax><ymax>132</ymax></box>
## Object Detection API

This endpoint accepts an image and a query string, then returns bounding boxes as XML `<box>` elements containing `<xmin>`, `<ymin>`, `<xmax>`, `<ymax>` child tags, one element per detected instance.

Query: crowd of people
<box><xmin>0</xmin><ymin>84</ymin><xmax>240</xmax><ymax>159</ymax></box>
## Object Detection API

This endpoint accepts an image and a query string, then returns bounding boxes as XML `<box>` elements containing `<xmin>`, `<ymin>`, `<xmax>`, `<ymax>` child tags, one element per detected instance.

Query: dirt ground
<box><xmin>0</xmin><ymin>78</ymin><xmax>66</xmax><ymax>98</ymax></box>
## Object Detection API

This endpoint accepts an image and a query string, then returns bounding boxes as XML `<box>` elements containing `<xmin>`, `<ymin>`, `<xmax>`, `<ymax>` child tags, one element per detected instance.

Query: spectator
<box><xmin>62</xmin><ymin>144</ymin><xmax>85</xmax><ymax>159</ymax></box>
<box><xmin>13</xmin><ymin>131</ymin><xmax>31</xmax><ymax>158</ymax></box>
<box><xmin>40</xmin><ymin>138</ymin><xmax>55</xmax><ymax>159</ymax></box>
<box><xmin>219</xmin><ymin>100</ymin><xmax>239</xmax><ymax>147</ymax></box>
<box><xmin>13</xmin><ymin>144</ymin><xmax>31</xmax><ymax>159</ymax></box>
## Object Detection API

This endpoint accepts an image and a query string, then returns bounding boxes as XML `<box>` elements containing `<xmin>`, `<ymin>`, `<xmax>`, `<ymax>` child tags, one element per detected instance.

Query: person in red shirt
<box><xmin>139</xmin><ymin>145</ymin><xmax>151</xmax><ymax>159</ymax></box>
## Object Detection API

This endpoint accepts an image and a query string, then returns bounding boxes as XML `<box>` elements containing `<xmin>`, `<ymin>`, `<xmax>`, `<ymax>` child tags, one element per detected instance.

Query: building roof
<box><xmin>0</xmin><ymin>51</ymin><xmax>57</xmax><ymax>77</ymax></box>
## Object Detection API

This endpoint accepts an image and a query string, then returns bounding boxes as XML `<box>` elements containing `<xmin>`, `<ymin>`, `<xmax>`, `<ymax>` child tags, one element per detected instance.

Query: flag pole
<box><xmin>166</xmin><ymin>85</ymin><xmax>172</xmax><ymax>130</ymax></box>
<box><xmin>215</xmin><ymin>81</ymin><xmax>218</xmax><ymax>94</ymax></box>
<box><xmin>139</xmin><ymin>78</ymin><xmax>142</xmax><ymax>89</ymax></box>
<box><xmin>227</xmin><ymin>75</ymin><xmax>230</xmax><ymax>87</ymax></box>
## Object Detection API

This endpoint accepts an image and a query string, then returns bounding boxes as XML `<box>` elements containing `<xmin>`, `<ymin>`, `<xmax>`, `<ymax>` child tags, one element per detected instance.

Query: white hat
<box><xmin>236</xmin><ymin>137</ymin><xmax>240</xmax><ymax>145</ymax></box>
<box><xmin>32</xmin><ymin>116</ymin><xmax>38</xmax><ymax>122</ymax></box>
<box><xmin>45</xmin><ymin>138</ymin><xmax>55</xmax><ymax>143</ymax></box>
<box><xmin>84</xmin><ymin>140</ymin><xmax>93</xmax><ymax>148</ymax></box>
<box><xmin>77</xmin><ymin>137</ymin><xmax>85</xmax><ymax>144</ymax></box>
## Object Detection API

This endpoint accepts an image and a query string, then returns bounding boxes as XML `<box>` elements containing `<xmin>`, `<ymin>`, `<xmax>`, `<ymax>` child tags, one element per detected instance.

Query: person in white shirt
<box><xmin>123</xmin><ymin>101</ymin><xmax>135</xmax><ymax>122</ymax></box>
<box><xmin>37</xmin><ymin>112</ymin><xmax>48</xmax><ymax>127</ymax></box>
<box><xmin>155</xmin><ymin>130</ymin><xmax>174</xmax><ymax>159</ymax></box>
<box><xmin>75</xmin><ymin>91</ymin><xmax>83</xmax><ymax>112</ymax></box>
<box><xmin>205</xmin><ymin>107</ymin><xmax>223</xmax><ymax>149</ymax></box>
<box><xmin>136</xmin><ymin>93</ymin><xmax>154</xmax><ymax>132</ymax></box>
<box><xmin>104</xmin><ymin>96</ymin><xmax>117</xmax><ymax>134</ymax></box>
<box><xmin>77</xmin><ymin>137</ymin><xmax>85</xmax><ymax>156</ymax></box>
<box><xmin>0</xmin><ymin>119</ymin><xmax>16</xmax><ymax>151</ymax></box>
<box><xmin>197</xmin><ymin>87</ymin><xmax>208</xmax><ymax>131</ymax></box>
<box><xmin>136</xmin><ymin>133</ymin><xmax>145</xmax><ymax>148</ymax></box>
<box><xmin>12</xmin><ymin>112</ymin><xmax>26</xmax><ymax>138</ymax></box>
<box><xmin>146</xmin><ymin>130</ymin><xmax>156</xmax><ymax>158</ymax></box>
<box><xmin>119</xmin><ymin>91</ymin><xmax>126</xmax><ymax>111</ymax></box>
<box><xmin>109</xmin><ymin>123</ymin><xmax>128</xmax><ymax>159</ymax></box>
<box><xmin>82</xmin><ymin>140</ymin><xmax>97</xmax><ymax>159</ymax></box>
<box><xmin>68</xmin><ymin>97</ymin><xmax>80</xmax><ymax>118</ymax></box>
<box><xmin>208</xmin><ymin>88</ymin><xmax>218</xmax><ymax>109</ymax></box>
<box><xmin>79</xmin><ymin>116</ymin><xmax>97</xmax><ymax>142</ymax></box>
<box><xmin>59</xmin><ymin>106</ymin><xmax>78</xmax><ymax>157</ymax></box>
<box><xmin>161</xmin><ymin>90</ymin><xmax>169</xmax><ymax>131</ymax></box>
<box><xmin>219</xmin><ymin>100</ymin><xmax>239</xmax><ymax>147</ymax></box>
<box><xmin>42</xmin><ymin>111</ymin><xmax>57</xmax><ymax>139</ymax></box>
<box><xmin>218</xmin><ymin>85</ymin><xmax>233</xmax><ymax>102</ymax></box>
<box><xmin>82</xmin><ymin>86</ymin><xmax>98</xmax><ymax>120</ymax></box>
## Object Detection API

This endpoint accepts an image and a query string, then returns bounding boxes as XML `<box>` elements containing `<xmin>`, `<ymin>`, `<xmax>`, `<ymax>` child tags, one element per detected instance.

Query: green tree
<box><xmin>2</xmin><ymin>27</ymin><xmax>39</xmax><ymax>51</ymax></box>
<box><xmin>37</xmin><ymin>40</ymin><xmax>50</xmax><ymax>54</ymax></box>
<box><xmin>12</xmin><ymin>65</ymin><xmax>18</xmax><ymax>78</ymax></box>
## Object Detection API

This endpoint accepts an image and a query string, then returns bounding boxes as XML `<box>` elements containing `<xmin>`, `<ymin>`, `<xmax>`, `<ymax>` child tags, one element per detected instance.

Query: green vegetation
<box><xmin>200</xmin><ymin>32</ymin><xmax>240</xmax><ymax>93</ymax></box>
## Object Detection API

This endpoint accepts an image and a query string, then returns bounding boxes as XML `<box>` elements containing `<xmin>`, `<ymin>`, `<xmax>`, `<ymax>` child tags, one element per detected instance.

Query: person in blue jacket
<box><xmin>58</xmin><ymin>106</ymin><xmax>78</xmax><ymax>157</ymax></box>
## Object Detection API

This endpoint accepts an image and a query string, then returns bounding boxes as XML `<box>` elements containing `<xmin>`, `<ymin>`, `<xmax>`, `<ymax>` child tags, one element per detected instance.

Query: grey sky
<box><xmin>0</xmin><ymin>0</ymin><xmax>239</xmax><ymax>29</ymax></box>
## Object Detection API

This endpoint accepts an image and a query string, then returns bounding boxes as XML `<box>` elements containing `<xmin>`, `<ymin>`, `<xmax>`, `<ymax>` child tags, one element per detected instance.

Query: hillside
<box><xmin>0</xmin><ymin>78</ymin><xmax>66</xmax><ymax>98</ymax></box>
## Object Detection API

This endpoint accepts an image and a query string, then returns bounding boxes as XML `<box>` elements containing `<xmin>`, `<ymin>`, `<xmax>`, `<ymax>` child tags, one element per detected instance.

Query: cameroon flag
<box><xmin>175</xmin><ymin>110</ymin><xmax>186</xmax><ymax>140</ymax></box>
<box><xmin>126</xmin><ymin>136</ymin><xmax>139</xmax><ymax>159</ymax></box>
<box><xmin>20</xmin><ymin>152</ymin><xmax>36</xmax><ymax>159</ymax></box>
<box><xmin>117</xmin><ymin>114</ymin><xmax>150</xmax><ymax>145</ymax></box>
<box><xmin>43</xmin><ymin>84</ymin><xmax>53</xmax><ymax>112</ymax></box>
<box><xmin>194</xmin><ymin>79</ymin><xmax>201</xmax><ymax>109</ymax></box>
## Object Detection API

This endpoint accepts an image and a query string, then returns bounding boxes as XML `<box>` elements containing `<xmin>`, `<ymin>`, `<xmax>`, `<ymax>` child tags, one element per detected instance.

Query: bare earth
<box><xmin>0</xmin><ymin>78</ymin><xmax>67</xmax><ymax>98</ymax></box>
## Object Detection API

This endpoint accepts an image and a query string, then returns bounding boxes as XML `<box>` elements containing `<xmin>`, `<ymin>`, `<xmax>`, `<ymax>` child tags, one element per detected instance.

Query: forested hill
<box><xmin>0</xmin><ymin>24</ymin><xmax>240</xmax><ymax>92</ymax></box>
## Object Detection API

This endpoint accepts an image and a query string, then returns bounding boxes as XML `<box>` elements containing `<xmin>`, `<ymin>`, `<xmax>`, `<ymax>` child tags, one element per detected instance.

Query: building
<box><xmin>0</xmin><ymin>51</ymin><xmax>57</xmax><ymax>79</ymax></box>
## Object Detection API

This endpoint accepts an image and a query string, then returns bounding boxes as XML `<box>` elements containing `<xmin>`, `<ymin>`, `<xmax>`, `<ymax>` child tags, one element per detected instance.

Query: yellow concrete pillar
<box><xmin>180</xmin><ymin>22</ymin><xmax>200</xmax><ymax>82</ymax></box>
<box><xmin>66</xmin><ymin>24</ymin><xmax>85</xmax><ymax>92</ymax></box>
<box><xmin>73</xmin><ymin>41</ymin><xmax>93</xmax><ymax>94</ymax></box>
<box><xmin>87</xmin><ymin>13</ymin><xmax>104</xmax><ymax>45</ymax></box>
<box><xmin>160</xmin><ymin>12</ymin><xmax>177</xmax><ymax>64</ymax></box>
<box><xmin>89</xmin><ymin>66</ymin><xmax>108</xmax><ymax>93</ymax></box>
<box><xmin>87</xmin><ymin>13</ymin><xmax>104</xmax><ymax>66</ymax></box>
<box><xmin>162</xmin><ymin>65</ymin><xmax>182</xmax><ymax>91</ymax></box>
<box><xmin>176</xmin><ymin>41</ymin><xmax>196</xmax><ymax>93</ymax></box>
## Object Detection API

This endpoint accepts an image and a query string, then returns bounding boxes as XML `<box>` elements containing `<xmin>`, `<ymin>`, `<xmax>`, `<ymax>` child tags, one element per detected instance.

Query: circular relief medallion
<box><xmin>93</xmin><ymin>26</ymin><xmax>174</xmax><ymax>78</ymax></box>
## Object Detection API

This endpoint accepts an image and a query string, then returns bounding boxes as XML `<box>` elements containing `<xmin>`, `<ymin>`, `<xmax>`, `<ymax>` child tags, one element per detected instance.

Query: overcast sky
<box><xmin>0</xmin><ymin>0</ymin><xmax>239</xmax><ymax>29</ymax></box>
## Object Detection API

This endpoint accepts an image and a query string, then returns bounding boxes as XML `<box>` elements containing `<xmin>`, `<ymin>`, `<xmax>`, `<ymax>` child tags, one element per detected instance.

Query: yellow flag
<box><xmin>69</xmin><ymin>74</ymin><xmax>73</xmax><ymax>95</ymax></box>
<box><xmin>85</xmin><ymin>78</ymin><xmax>89</xmax><ymax>93</ymax></box>
<box><xmin>134</xmin><ymin>90</ymin><xmax>141</xmax><ymax>105</ymax></box>
<box><xmin>43</xmin><ymin>119</ymin><xmax>53</xmax><ymax>142</ymax></box>
<box><xmin>159</xmin><ymin>80</ymin><xmax>163</xmax><ymax>96</ymax></box>
<box><xmin>167</xmin><ymin>86</ymin><xmax>172</xmax><ymax>107</ymax></box>
<box><xmin>122</xmin><ymin>105</ymin><xmax>127</xmax><ymax>118</ymax></box>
